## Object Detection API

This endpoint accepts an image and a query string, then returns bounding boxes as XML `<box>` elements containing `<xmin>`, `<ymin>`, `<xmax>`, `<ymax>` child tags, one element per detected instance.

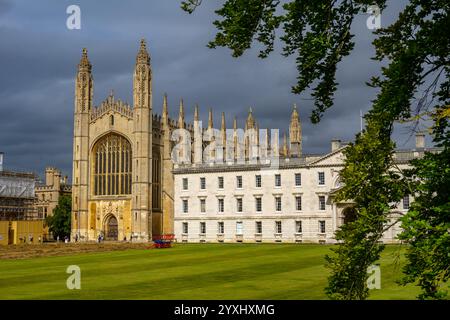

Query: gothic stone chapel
<box><xmin>72</xmin><ymin>40</ymin><xmax>175</xmax><ymax>242</ymax></box>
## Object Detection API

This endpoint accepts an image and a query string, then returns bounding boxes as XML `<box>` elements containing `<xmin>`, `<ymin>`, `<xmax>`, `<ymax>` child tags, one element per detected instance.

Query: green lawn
<box><xmin>0</xmin><ymin>244</ymin><xmax>421</xmax><ymax>299</ymax></box>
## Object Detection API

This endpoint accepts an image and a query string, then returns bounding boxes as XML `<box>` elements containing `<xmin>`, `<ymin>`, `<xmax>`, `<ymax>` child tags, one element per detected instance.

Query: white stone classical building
<box><xmin>173</xmin><ymin>113</ymin><xmax>432</xmax><ymax>243</ymax></box>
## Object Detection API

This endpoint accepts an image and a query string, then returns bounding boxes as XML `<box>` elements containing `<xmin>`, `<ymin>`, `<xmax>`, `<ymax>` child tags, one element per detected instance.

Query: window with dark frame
<box><xmin>275</xmin><ymin>221</ymin><xmax>282</xmax><ymax>234</ymax></box>
<box><xmin>319</xmin><ymin>220</ymin><xmax>326</xmax><ymax>233</ymax></box>
<box><xmin>403</xmin><ymin>195</ymin><xmax>410</xmax><ymax>210</ymax></box>
<box><xmin>275</xmin><ymin>174</ymin><xmax>281</xmax><ymax>187</ymax></box>
<box><xmin>200</xmin><ymin>177</ymin><xmax>206</xmax><ymax>190</ymax></box>
<box><xmin>296</xmin><ymin>220</ymin><xmax>302</xmax><ymax>233</ymax></box>
<box><xmin>218</xmin><ymin>221</ymin><xmax>224</xmax><ymax>234</ymax></box>
<box><xmin>319</xmin><ymin>195</ymin><xmax>326</xmax><ymax>210</ymax></box>
<box><xmin>295</xmin><ymin>196</ymin><xmax>302</xmax><ymax>211</ymax></box>
<box><xmin>200</xmin><ymin>222</ymin><xmax>206</xmax><ymax>234</ymax></box>
<box><xmin>237</xmin><ymin>198</ymin><xmax>243</xmax><ymax>212</ymax></box>
<box><xmin>255</xmin><ymin>175</ymin><xmax>262</xmax><ymax>188</ymax></box>
<box><xmin>236</xmin><ymin>176</ymin><xmax>243</xmax><ymax>188</ymax></box>
<box><xmin>256</xmin><ymin>221</ymin><xmax>262</xmax><ymax>234</ymax></box>
<box><xmin>200</xmin><ymin>199</ymin><xmax>206</xmax><ymax>213</ymax></box>
<box><xmin>256</xmin><ymin>197</ymin><xmax>262</xmax><ymax>212</ymax></box>
<box><xmin>318</xmin><ymin>172</ymin><xmax>325</xmax><ymax>185</ymax></box>
<box><xmin>295</xmin><ymin>173</ymin><xmax>301</xmax><ymax>186</ymax></box>
<box><xmin>275</xmin><ymin>196</ymin><xmax>282</xmax><ymax>212</ymax></box>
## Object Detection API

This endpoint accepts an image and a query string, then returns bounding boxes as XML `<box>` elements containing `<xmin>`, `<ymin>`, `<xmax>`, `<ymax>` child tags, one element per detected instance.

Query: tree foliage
<box><xmin>325</xmin><ymin>119</ymin><xmax>405</xmax><ymax>299</ymax></box>
<box><xmin>46</xmin><ymin>195</ymin><xmax>72</xmax><ymax>239</ymax></box>
<box><xmin>398</xmin><ymin>75</ymin><xmax>450</xmax><ymax>299</ymax></box>
<box><xmin>181</xmin><ymin>0</ymin><xmax>450</xmax><ymax>299</ymax></box>
<box><xmin>182</xmin><ymin>0</ymin><xmax>387</xmax><ymax>123</ymax></box>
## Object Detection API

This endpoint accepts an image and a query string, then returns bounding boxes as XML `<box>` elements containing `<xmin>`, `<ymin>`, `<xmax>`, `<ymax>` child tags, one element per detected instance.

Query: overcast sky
<box><xmin>0</xmin><ymin>0</ymin><xmax>427</xmax><ymax>180</ymax></box>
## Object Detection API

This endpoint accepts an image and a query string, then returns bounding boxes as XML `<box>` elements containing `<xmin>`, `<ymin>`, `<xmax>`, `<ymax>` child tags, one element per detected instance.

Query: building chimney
<box><xmin>331</xmin><ymin>139</ymin><xmax>341</xmax><ymax>152</ymax></box>
<box><xmin>415</xmin><ymin>133</ymin><xmax>425</xmax><ymax>149</ymax></box>
<box><xmin>0</xmin><ymin>152</ymin><xmax>3</xmax><ymax>171</ymax></box>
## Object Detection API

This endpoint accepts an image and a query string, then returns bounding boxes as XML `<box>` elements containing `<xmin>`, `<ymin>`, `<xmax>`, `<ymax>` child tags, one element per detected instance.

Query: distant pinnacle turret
<box><xmin>246</xmin><ymin>107</ymin><xmax>255</xmax><ymax>130</ymax></box>
<box><xmin>221</xmin><ymin>112</ymin><xmax>226</xmax><ymax>131</ymax></box>
<box><xmin>75</xmin><ymin>47</ymin><xmax>93</xmax><ymax>113</ymax></box>
<box><xmin>289</xmin><ymin>103</ymin><xmax>302</xmax><ymax>157</ymax></box>
<box><xmin>162</xmin><ymin>94</ymin><xmax>168</xmax><ymax>125</ymax></box>
<box><xmin>194</xmin><ymin>104</ymin><xmax>199</xmax><ymax>122</ymax></box>
<box><xmin>208</xmin><ymin>108</ymin><xmax>213</xmax><ymax>129</ymax></box>
<box><xmin>178</xmin><ymin>99</ymin><xmax>185</xmax><ymax>129</ymax></box>
<box><xmin>221</xmin><ymin>112</ymin><xmax>226</xmax><ymax>162</ymax></box>
<box><xmin>78</xmin><ymin>48</ymin><xmax>91</xmax><ymax>71</ymax></box>
<box><xmin>136</xmin><ymin>38</ymin><xmax>150</xmax><ymax>65</ymax></box>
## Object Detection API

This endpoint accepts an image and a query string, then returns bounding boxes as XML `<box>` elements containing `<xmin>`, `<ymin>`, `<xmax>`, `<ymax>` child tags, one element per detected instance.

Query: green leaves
<box><xmin>282</xmin><ymin>0</ymin><xmax>360</xmax><ymax>123</ymax></box>
<box><xmin>182</xmin><ymin>0</ymin><xmax>387</xmax><ymax>123</ymax></box>
<box><xmin>398</xmin><ymin>145</ymin><xmax>450</xmax><ymax>299</ymax></box>
<box><xmin>325</xmin><ymin>118</ymin><xmax>402</xmax><ymax>300</ymax></box>
<box><xmin>181</xmin><ymin>0</ymin><xmax>203</xmax><ymax>14</ymax></box>
<box><xmin>207</xmin><ymin>0</ymin><xmax>282</xmax><ymax>59</ymax></box>
<box><xmin>46</xmin><ymin>195</ymin><xmax>72</xmax><ymax>239</ymax></box>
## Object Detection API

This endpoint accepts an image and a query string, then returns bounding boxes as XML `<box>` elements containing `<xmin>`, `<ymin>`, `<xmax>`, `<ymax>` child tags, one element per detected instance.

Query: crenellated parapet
<box><xmin>90</xmin><ymin>94</ymin><xmax>133</xmax><ymax>122</ymax></box>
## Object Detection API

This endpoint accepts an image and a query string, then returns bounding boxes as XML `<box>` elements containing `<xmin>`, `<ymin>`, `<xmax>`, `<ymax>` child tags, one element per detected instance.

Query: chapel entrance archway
<box><xmin>105</xmin><ymin>215</ymin><xmax>118</xmax><ymax>241</ymax></box>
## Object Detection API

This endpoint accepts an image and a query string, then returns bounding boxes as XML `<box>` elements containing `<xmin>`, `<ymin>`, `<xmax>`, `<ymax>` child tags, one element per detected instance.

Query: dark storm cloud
<box><xmin>0</xmin><ymin>0</ymin><xmax>423</xmax><ymax>179</ymax></box>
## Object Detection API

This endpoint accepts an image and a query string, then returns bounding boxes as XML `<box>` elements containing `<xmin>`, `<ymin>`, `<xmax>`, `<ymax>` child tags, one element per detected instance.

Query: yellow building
<box><xmin>0</xmin><ymin>220</ymin><xmax>44</xmax><ymax>245</ymax></box>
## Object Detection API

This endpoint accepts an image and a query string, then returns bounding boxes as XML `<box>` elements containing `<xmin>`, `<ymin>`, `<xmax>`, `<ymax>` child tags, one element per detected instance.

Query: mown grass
<box><xmin>0</xmin><ymin>244</ymin><xmax>421</xmax><ymax>300</ymax></box>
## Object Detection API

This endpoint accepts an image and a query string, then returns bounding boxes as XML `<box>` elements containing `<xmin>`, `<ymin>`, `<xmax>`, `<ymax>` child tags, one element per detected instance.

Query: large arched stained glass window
<box><xmin>92</xmin><ymin>133</ymin><xmax>132</xmax><ymax>196</ymax></box>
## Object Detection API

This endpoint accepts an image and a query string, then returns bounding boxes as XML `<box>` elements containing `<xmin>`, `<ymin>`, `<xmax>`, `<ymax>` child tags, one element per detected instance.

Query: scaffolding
<box><xmin>0</xmin><ymin>170</ymin><xmax>38</xmax><ymax>221</ymax></box>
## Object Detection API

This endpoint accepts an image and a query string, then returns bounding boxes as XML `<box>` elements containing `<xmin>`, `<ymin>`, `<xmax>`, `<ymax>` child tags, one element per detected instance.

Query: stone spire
<box><xmin>78</xmin><ymin>48</ymin><xmax>92</xmax><ymax>72</ymax></box>
<box><xmin>245</xmin><ymin>107</ymin><xmax>255</xmax><ymax>130</ymax></box>
<box><xmin>245</xmin><ymin>108</ymin><xmax>256</xmax><ymax>160</ymax></box>
<box><xmin>75</xmin><ymin>48</ymin><xmax>93</xmax><ymax>113</ymax></box>
<box><xmin>194</xmin><ymin>104</ymin><xmax>199</xmax><ymax>122</ymax></box>
<box><xmin>207</xmin><ymin>108</ymin><xmax>215</xmax><ymax>161</ymax></box>
<box><xmin>221</xmin><ymin>112</ymin><xmax>226</xmax><ymax>162</ymax></box>
<box><xmin>178</xmin><ymin>99</ymin><xmax>185</xmax><ymax>129</ymax></box>
<box><xmin>136</xmin><ymin>39</ymin><xmax>150</xmax><ymax>65</ymax></box>
<box><xmin>289</xmin><ymin>103</ymin><xmax>302</xmax><ymax>157</ymax></box>
<box><xmin>133</xmin><ymin>38</ymin><xmax>152</xmax><ymax>110</ymax></box>
<box><xmin>162</xmin><ymin>93</ymin><xmax>168</xmax><ymax>125</ymax></box>
<box><xmin>208</xmin><ymin>108</ymin><xmax>213</xmax><ymax>129</ymax></box>
<box><xmin>221</xmin><ymin>112</ymin><xmax>226</xmax><ymax>131</ymax></box>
